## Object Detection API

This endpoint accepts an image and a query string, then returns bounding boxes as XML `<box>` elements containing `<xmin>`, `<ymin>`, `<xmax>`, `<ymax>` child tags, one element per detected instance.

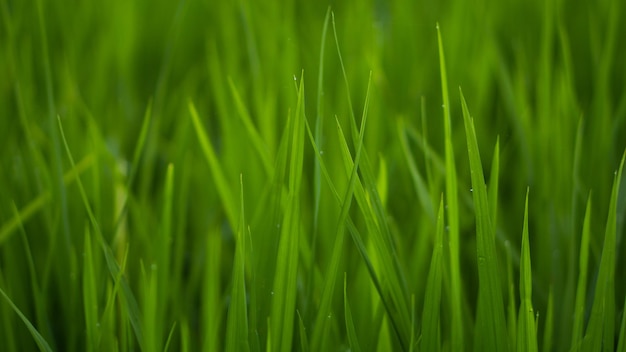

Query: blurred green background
<box><xmin>1</xmin><ymin>0</ymin><xmax>625</xmax><ymax>350</ymax></box>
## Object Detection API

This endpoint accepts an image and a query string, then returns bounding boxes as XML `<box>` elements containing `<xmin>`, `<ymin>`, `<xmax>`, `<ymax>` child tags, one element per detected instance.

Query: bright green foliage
<box><xmin>1</xmin><ymin>0</ymin><xmax>625</xmax><ymax>351</ymax></box>
<box><xmin>460</xmin><ymin>89</ymin><xmax>509</xmax><ymax>351</ymax></box>
<box><xmin>517</xmin><ymin>190</ymin><xmax>538</xmax><ymax>352</ymax></box>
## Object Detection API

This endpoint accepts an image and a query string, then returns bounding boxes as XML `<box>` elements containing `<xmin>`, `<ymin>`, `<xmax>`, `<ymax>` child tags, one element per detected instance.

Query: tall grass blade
<box><xmin>83</xmin><ymin>225</ymin><xmax>99</xmax><ymax>352</ymax></box>
<box><xmin>310</xmin><ymin>69</ymin><xmax>371</xmax><ymax>352</ymax></box>
<box><xmin>517</xmin><ymin>189</ymin><xmax>538</xmax><ymax>352</ymax></box>
<box><xmin>227</xmin><ymin>78</ymin><xmax>272</xmax><ymax>176</ymax></box>
<box><xmin>57</xmin><ymin>115</ymin><xmax>144</xmax><ymax>350</ymax></box>
<box><xmin>421</xmin><ymin>195</ymin><xmax>445</xmax><ymax>352</ymax></box>
<box><xmin>571</xmin><ymin>194</ymin><xmax>593</xmax><ymax>350</ymax></box>
<box><xmin>488</xmin><ymin>138</ymin><xmax>500</xmax><ymax>231</ymax></box>
<box><xmin>0</xmin><ymin>287</ymin><xmax>53</xmax><ymax>352</ymax></box>
<box><xmin>459</xmin><ymin>89</ymin><xmax>509</xmax><ymax>351</ymax></box>
<box><xmin>437</xmin><ymin>24</ymin><xmax>464</xmax><ymax>350</ymax></box>
<box><xmin>297</xmin><ymin>311</ymin><xmax>310</xmax><ymax>352</ymax></box>
<box><xmin>225</xmin><ymin>175</ymin><xmax>250</xmax><ymax>352</ymax></box>
<box><xmin>399</xmin><ymin>120</ymin><xmax>436</xmax><ymax>221</ymax></box>
<box><xmin>270</xmin><ymin>72</ymin><xmax>306</xmax><ymax>352</ymax></box>
<box><xmin>344</xmin><ymin>273</ymin><xmax>362</xmax><ymax>352</ymax></box>
<box><xmin>583</xmin><ymin>152</ymin><xmax>625</xmax><ymax>350</ymax></box>
<box><xmin>188</xmin><ymin>100</ymin><xmax>237</xmax><ymax>228</ymax></box>
<box><xmin>617</xmin><ymin>295</ymin><xmax>626</xmax><ymax>352</ymax></box>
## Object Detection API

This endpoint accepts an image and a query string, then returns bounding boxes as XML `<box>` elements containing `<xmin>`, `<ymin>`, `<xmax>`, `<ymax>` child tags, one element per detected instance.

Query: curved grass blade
<box><xmin>188</xmin><ymin>100</ymin><xmax>237</xmax><ymax>228</ymax></box>
<box><xmin>583</xmin><ymin>152</ymin><xmax>625</xmax><ymax>350</ymax></box>
<box><xmin>83</xmin><ymin>225</ymin><xmax>99</xmax><ymax>351</ymax></box>
<box><xmin>0</xmin><ymin>154</ymin><xmax>94</xmax><ymax>245</ymax></box>
<box><xmin>344</xmin><ymin>273</ymin><xmax>362</xmax><ymax>352</ymax></box>
<box><xmin>310</xmin><ymin>69</ymin><xmax>371</xmax><ymax>352</ymax></box>
<box><xmin>437</xmin><ymin>24</ymin><xmax>464</xmax><ymax>350</ymax></box>
<box><xmin>57</xmin><ymin>115</ymin><xmax>144</xmax><ymax>350</ymax></box>
<box><xmin>225</xmin><ymin>174</ymin><xmax>250</xmax><ymax>352</ymax></box>
<box><xmin>0</xmin><ymin>287</ymin><xmax>53</xmax><ymax>352</ymax></box>
<box><xmin>571</xmin><ymin>193</ymin><xmax>592</xmax><ymax>350</ymax></box>
<box><xmin>421</xmin><ymin>195</ymin><xmax>445</xmax><ymax>352</ymax></box>
<box><xmin>617</xmin><ymin>295</ymin><xmax>626</xmax><ymax>352</ymax></box>
<box><xmin>297</xmin><ymin>311</ymin><xmax>310</xmax><ymax>352</ymax></box>
<box><xmin>399</xmin><ymin>120</ymin><xmax>436</xmax><ymax>221</ymax></box>
<box><xmin>488</xmin><ymin>137</ymin><xmax>500</xmax><ymax>231</ymax></box>
<box><xmin>459</xmin><ymin>89</ymin><xmax>509</xmax><ymax>351</ymax></box>
<box><xmin>227</xmin><ymin>78</ymin><xmax>272</xmax><ymax>176</ymax></box>
<box><xmin>270</xmin><ymin>72</ymin><xmax>306</xmax><ymax>352</ymax></box>
<box><xmin>517</xmin><ymin>189</ymin><xmax>538</xmax><ymax>352</ymax></box>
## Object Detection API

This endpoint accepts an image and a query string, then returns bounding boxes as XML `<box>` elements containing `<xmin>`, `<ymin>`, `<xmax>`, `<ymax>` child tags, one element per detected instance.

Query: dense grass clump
<box><xmin>1</xmin><ymin>0</ymin><xmax>625</xmax><ymax>351</ymax></box>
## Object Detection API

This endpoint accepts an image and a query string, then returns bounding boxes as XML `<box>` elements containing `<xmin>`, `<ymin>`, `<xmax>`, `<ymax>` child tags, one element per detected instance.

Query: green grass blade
<box><xmin>0</xmin><ymin>287</ymin><xmax>53</xmax><ymax>352</ymax></box>
<box><xmin>83</xmin><ymin>225</ymin><xmax>99</xmax><ymax>352</ymax></box>
<box><xmin>344</xmin><ymin>273</ymin><xmax>362</xmax><ymax>352</ymax></box>
<box><xmin>617</xmin><ymin>295</ymin><xmax>626</xmax><ymax>352</ymax></box>
<box><xmin>270</xmin><ymin>72</ymin><xmax>306</xmax><ymax>352</ymax></box>
<box><xmin>488</xmin><ymin>137</ymin><xmax>500</xmax><ymax>231</ymax></box>
<box><xmin>310</xmin><ymin>69</ymin><xmax>371</xmax><ymax>352</ymax></box>
<box><xmin>0</xmin><ymin>154</ymin><xmax>94</xmax><ymax>245</ymax></box>
<box><xmin>297</xmin><ymin>311</ymin><xmax>310</xmax><ymax>352</ymax></box>
<box><xmin>112</xmin><ymin>100</ymin><xmax>153</xmax><ymax>236</ymax></box>
<box><xmin>437</xmin><ymin>24</ymin><xmax>464</xmax><ymax>351</ymax></box>
<box><xmin>506</xmin><ymin>240</ymin><xmax>517</xmax><ymax>348</ymax></box>
<box><xmin>226</xmin><ymin>174</ymin><xmax>250</xmax><ymax>352</ymax></box>
<box><xmin>57</xmin><ymin>115</ymin><xmax>145</xmax><ymax>350</ymax></box>
<box><xmin>227</xmin><ymin>78</ymin><xmax>272</xmax><ymax>176</ymax></box>
<box><xmin>583</xmin><ymin>152</ymin><xmax>625</xmax><ymax>351</ymax></box>
<box><xmin>517</xmin><ymin>189</ymin><xmax>538</xmax><ymax>352</ymax></box>
<box><xmin>459</xmin><ymin>88</ymin><xmax>509</xmax><ymax>351</ymax></box>
<box><xmin>571</xmin><ymin>193</ymin><xmax>593</xmax><ymax>350</ymax></box>
<box><xmin>164</xmin><ymin>322</ymin><xmax>177</xmax><ymax>352</ymax></box>
<box><xmin>421</xmin><ymin>195</ymin><xmax>445</xmax><ymax>352</ymax></box>
<box><xmin>399</xmin><ymin>120</ymin><xmax>436</xmax><ymax>221</ymax></box>
<box><xmin>542</xmin><ymin>286</ymin><xmax>554</xmax><ymax>352</ymax></box>
<box><xmin>188</xmin><ymin>100</ymin><xmax>237</xmax><ymax>228</ymax></box>
<box><xmin>203</xmin><ymin>226</ymin><xmax>222</xmax><ymax>352</ymax></box>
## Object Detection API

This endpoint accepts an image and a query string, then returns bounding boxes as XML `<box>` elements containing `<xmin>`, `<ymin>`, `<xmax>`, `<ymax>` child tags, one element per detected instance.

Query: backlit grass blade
<box><xmin>203</xmin><ymin>226</ymin><xmax>222</xmax><ymax>352</ymax></box>
<box><xmin>517</xmin><ymin>189</ymin><xmax>538</xmax><ymax>352</ymax></box>
<box><xmin>571</xmin><ymin>193</ymin><xmax>592</xmax><ymax>350</ymax></box>
<box><xmin>83</xmin><ymin>225</ymin><xmax>99</xmax><ymax>351</ymax></box>
<box><xmin>112</xmin><ymin>100</ymin><xmax>153</xmax><ymax>236</ymax></box>
<box><xmin>488</xmin><ymin>137</ymin><xmax>500</xmax><ymax>231</ymax></box>
<box><xmin>227</xmin><ymin>78</ymin><xmax>272</xmax><ymax>176</ymax></box>
<box><xmin>297</xmin><ymin>311</ymin><xmax>310</xmax><ymax>352</ymax></box>
<box><xmin>310</xmin><ymin>69</ymin><xmax>370</xmax><ymax>352</ymax></box>
<box><xmin>344</xmin><ymin>273</ymin><xmax>362</xmax><ymax>352</ymax></box>
<box><xmin>617</xmin><ymin>295</ymin><xmax>626</xmax><ymax>352</ymax></box>
<box><xmin>164</xmin><ymin>322</ymin><xmax>177</xmax><ymax>352</ymax></box>
<box><xmin>437</xmin><ymin>24</ymin><xmax>464</xmax><ymax>351</ymax></box>
<box><xmin>270</xmin><ymin>72</ymin><xmax>306</xmax><ymax>352</ymax></box>
<box><xmin>583</xmin><ymin>152</ymin><xmax>625</xmax><ymax>350</ymax></box>
<box><xmin>459</xmin><ymin>89</ymin><xmax>509</xmax><ymax>351</ymax></box>
<box><xmin>226</xmin><ymin>174</ymin><xmax>250</xmax><ymax>352</ymax></box>
<box><xmin>399</xmin><ymin>120</ymin><xmax>436</xmax><ymax>221</ymax></box>
<box><xmin>506</xmin><ymin>241</ymin><xmax>517</xmax><ymax>347</ymax></box>
<box><xmin>314</xmin><ymin>6</ymin><xmax>331</xmax><ymax>234</ymax></box>
<box><xmin>542</xmin><ymin>286</ymin><xmax>554</xmax><ymax>352</ymax></box>
<box><xmin>57</xmin><ymin>115</ymin><xmax>144</xmax><ymax>350</ymax></box>
<box><xmin>421</xmin><ymin>195</ymin><xmax>445</xmax><ymax>352</ymax></box>
<box><xmin>188</xmin><ymin>100</ymin><xmax>237</xmax><ymax>228</ymax></box>
<box><xmin>0</xmin><ymin>287</ymin><xmax>53</xmax><ymax>352</ymax></box>
<box><xmin>10</xmin><ymin>202</ymin><xmax>51</xmax><ymax>345</ymax></box>
<box><xmin>0</xmin><ymin>154</ymin><xmax>94</xmax><ymax>245</ymax></box>
<box><xmin>332</xmin><ymin>15</ymin><xmax>411</xmax><ymax>348</ymax></box>
<box><xmin>303</xmin><ymin>115</ymin><xmax>390</xmax><ymax>328</ymax></box>
<box><xmin>335</xmin><ymin>116</ymin><xmax>411</xmax><ymax>349</ymax></box>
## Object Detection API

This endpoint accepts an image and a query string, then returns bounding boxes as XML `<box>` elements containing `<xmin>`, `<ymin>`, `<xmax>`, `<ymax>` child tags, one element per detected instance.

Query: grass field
<box><xmin>1</xmin><ymin>0</ymin><xmax>626</xmax><ymax>351</ymax></box>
